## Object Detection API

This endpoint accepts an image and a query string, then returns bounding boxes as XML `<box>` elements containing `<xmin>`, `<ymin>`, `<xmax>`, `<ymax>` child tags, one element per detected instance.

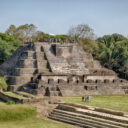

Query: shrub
<box><xmin>6</xmin><ymin>100</ymin><xmax>15</xmax><ymax>105</ymax></box>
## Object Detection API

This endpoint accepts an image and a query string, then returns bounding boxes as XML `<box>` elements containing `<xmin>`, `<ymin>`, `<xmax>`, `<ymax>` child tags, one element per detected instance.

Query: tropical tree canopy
<box><xmin>0</xmin><ymin>33</ymin><xmax>21</xmax><ymax>64</ymax></box>
<box><xmin>95</xmin><ymin>34</ymin><xmax>128</xmax><ymax>79</ymax></box>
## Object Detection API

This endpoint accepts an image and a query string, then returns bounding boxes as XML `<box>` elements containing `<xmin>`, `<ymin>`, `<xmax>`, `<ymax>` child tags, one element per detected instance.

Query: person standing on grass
<box><xmin>86</xmin><ymin>96</ymin><xmax>91</xmax><ymax>102</ymax></box>
<box><xmin>82</xmin><ymin>96</ymin><xmax>84</xmax><ymax>101</ymax></box>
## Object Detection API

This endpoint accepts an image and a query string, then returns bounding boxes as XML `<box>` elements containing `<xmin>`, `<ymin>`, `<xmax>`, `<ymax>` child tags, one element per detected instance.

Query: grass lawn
<box><xmin>0</xmin><ymin>118</ymin><xmax>75</xmax><ymax>128</ymax></box>
<box><xmin>61</xmin><ymin>95</ymin><xmax>128</xmax><ymax>112</ymax></box>
<box><xmin>0</xmin><ymin>101</ymin><xmax>75</xmax><ymax>128</ymax></box>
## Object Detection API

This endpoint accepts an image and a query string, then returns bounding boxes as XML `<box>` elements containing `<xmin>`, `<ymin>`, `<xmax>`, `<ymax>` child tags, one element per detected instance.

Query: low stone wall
<box><xmin>0</xmin><ymin>92</ymin><xmax>25</xmax><ymax>103</ymax></box>
<box><xmin>41</xmin><ymin>75</ymin><xmax>68</xmax><ymax>83</ymax></box>
<box><xmin>0</xmin><ymin>92</ymin><xmax>46</xmax><ymax>104</ymax></box>
<box><xmin>85</xmin><ymin>75</ymin><xmax>117</xmax><ymax>82</ymax></box>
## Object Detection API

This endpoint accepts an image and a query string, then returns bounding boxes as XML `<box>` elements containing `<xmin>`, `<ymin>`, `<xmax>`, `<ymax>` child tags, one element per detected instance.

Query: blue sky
<box><xmin>0</xmin><ymin>0</ymin><xmax>128</xmax><ymax>37</ymax></box>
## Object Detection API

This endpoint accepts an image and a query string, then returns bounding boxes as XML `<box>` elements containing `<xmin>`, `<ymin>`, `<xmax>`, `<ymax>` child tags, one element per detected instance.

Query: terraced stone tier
<box><xmin>7</xmin><ymin>75</ymin><xmax>32</xmax><ymax>85</ymax></box>
<box><xmin>37</xmin><ymin>68</ymin><xmax>50</xmax><ymax>73</ymax></box>
<box><xmin>17</xmin><ymin>59</ymin><xmax>37</xmax><ymax>68</ymax></box>
<box><xmin>13</xmin><ymin>68</ymin><xmax>37</xmax><ymax>76</ymax></box>
<box><xmin>49</xmin><ymin>108</ymin><xmax>128</xmax><ymax>128</ymax></box>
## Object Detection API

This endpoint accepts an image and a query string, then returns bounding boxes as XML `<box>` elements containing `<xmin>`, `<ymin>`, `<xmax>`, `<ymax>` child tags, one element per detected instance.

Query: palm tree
<box><xmin>96</xmin><ymin>35</ymin><xmax>117</xmax><ymax>68</ymax></box>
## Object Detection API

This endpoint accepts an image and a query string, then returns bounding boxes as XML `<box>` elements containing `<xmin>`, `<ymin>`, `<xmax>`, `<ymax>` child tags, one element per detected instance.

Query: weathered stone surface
<box><xmin>43</xmin><ymin>44</ymin><xmax>89</xmax><ymax>75</ymax></box>
<box><xmin>0</xmin><ymin>41</ymin><xmax>128</xmax><ymax>96</ymax></box>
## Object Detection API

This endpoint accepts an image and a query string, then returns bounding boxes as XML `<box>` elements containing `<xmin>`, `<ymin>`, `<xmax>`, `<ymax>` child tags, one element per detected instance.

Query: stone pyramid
<box><xmin>0</xmin><ymin>42</ymin><xmax>128</xmax><ymax>96</ymax></box>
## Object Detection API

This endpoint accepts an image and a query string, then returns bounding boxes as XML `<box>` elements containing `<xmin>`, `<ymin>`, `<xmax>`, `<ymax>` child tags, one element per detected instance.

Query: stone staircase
<box><xmin>7</xmin><ymin>42</ymin><xmax>36</xmax><ymax>91</ymax></box>
<box><xmin>7</xmin><ymin>42</ymin><xmax>52</xmax><ymax>91</ymax></box>
<box><xmin>42</xmin><ymin>44</ymin><xmax>89</xmax><ymax>75</ymax></box>
<box><xmin>34</xmin><ymin>43</ymin><xmax>51</xmax><ymax>73</ymax></box>
<box><xmin>18</xmin><ymin>42</ymin><xmax>52</xmax><ymax>93</ymax></box>
<box><xmin>49</xmin><ymin>104</ymin><xmax>128</xmax><ymax>128</ymax></box>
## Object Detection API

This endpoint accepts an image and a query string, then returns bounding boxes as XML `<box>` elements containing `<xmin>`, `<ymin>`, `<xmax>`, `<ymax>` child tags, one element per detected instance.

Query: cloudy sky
<box><xmin>0</xmin><ymin>0</ymin><xmax>128</xmax><ymax>37</ymax></box>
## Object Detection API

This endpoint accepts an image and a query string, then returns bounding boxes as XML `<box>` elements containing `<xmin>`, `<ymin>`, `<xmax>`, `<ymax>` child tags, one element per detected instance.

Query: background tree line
<box><xmin>0</xmin><ymin>23</ymin><xmax>128</xmax><ymax>81</ymax></box>
<box><xmin>68</xmin><ymin>24</ymin><xmax>128</xmax><ymax>80</ymax></box>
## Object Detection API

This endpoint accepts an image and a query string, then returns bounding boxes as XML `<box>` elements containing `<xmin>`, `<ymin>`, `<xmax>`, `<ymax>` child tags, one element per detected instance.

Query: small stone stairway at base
<box><xmin>49</xmin><ymin>104</ymin><xmax>128</xmax><ymax>128</ymax></box>
<box><xmin>45</xmin><ymin>86</ymin><xmax>62</xmax><ymax>96</ymax></box>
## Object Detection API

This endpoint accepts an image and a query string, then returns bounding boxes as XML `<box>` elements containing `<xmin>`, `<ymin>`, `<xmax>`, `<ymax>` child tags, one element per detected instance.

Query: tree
<box><xmin>6</xmin><ymin>25</ymin><xmax>16</xmax><ymax>36</ymax></box>
<box><xmin>17</xmin><ymin>24</ymin><xmax>37</xmax><ymax>38</ymax></box>
<box><xmin>80</xmin><ymin>38</ymin><xmax>98</xmax><ymax>54</ymax></box>
<box><xmin>68</xmin><ymin>24</ymin><xmax>96</xmax><ymax>42</ymax></box>
<box><xmin>0</xmin><ymin>33</ymin><xmax>21</xmax><ymax>64</ymax></box>
<box><xmin>6</xmin><ymin>24</ymin><xmax>37</xmax><ymax>41</ymax></box>
<box><xmin>95</xmin><ymin>34</ymin><xmax>128</xmax><ymax>79</ymax></box>
<box><xmin>114</xmin><ymin>40</ymin><xmax>128</xmax><ymax>79</ymax></box>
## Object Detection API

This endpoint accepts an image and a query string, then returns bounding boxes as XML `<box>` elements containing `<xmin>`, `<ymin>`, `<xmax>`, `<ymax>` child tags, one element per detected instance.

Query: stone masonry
<box><xmin>0</xmin><ymin>41</ymin><xmax>128</xmax><ymax>96</ymax></box>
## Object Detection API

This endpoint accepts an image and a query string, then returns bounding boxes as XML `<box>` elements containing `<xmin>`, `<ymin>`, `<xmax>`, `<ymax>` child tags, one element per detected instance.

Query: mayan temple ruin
<box><xmin>0</xmin><ymin>41</ymin><xmax>128</xmax><ymax>96</ymax></box>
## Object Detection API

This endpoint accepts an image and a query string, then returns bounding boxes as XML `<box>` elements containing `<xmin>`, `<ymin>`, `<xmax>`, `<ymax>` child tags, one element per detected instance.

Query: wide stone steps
<box><xmin>60</xmin><ymin>104</ymin><xmax>128</xmax><ymax>123</ymax></box>
<box><xmin>53</xmin><ymin>111</ymin><xmax>127</xmax><ymax>128</ymax></box>
<box><xmin>49</xmin><ymin>115</ymin><xmax>96</xmax><ymax>128</ymax></box>
<box><xmin>49</xmin><ymin>114</ymin><xmax>108</xmax><ymax>128</ymax></box>
<box><xmin>49</xmin><ymin>109</ymin><xmax>128</xmax><ymax>128</ymax></box>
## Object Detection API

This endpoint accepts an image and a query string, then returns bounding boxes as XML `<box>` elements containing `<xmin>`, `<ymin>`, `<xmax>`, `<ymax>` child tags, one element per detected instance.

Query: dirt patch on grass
<box><xmin>28</xmin><ymin>96</ymin><xmax>60</xmax><ymax>118</ymax></box>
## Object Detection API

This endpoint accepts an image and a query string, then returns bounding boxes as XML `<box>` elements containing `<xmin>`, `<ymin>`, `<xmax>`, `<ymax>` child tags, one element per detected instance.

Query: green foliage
<box><xmin>6</xmin><ymin>24</ymin><xmax>37</xmax><ymax>41</ymax></box>
<box><xmin>33</xmin><ymin>31</ymin><xmax>69</xmax><ymax>43</ymax></box>
<box><xmin>6</xmin><ymin>100</ymin><xmax>15</xmax><ymax>105</ymax></box>
<box><xmin>0</xmin><ymin>33</ymin><xmax>21</xmax><ymax>64</ymax></box>
<box><xmin>0</xmin><ymin>77</ymin><xmax>7</xmax><ymax>90</ymax></box>
<box><xmin>80</xmin><ymin>38</ymin><xmax>98</xmax><ymax>54</ymax></box>
<box><xmin>95</xmin><ymin>33</ymin><xmax>128</xmax><ymax>79</ymax></box>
